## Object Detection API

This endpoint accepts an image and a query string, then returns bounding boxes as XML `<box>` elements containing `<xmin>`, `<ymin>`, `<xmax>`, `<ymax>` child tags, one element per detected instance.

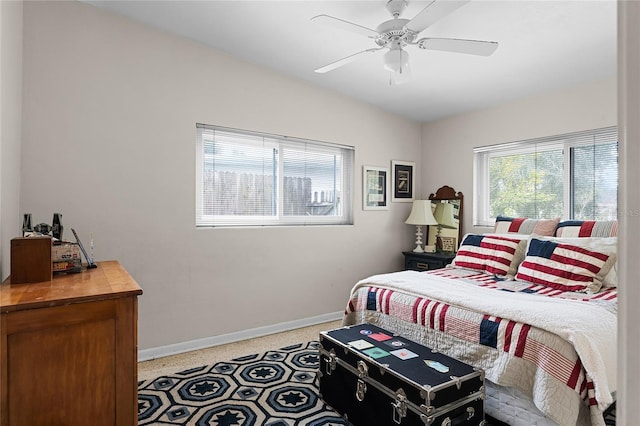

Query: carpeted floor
<box><xmin>138</xmin><ymin>321</ymin><xmax>342</xmax><ymax>382</ymax></box>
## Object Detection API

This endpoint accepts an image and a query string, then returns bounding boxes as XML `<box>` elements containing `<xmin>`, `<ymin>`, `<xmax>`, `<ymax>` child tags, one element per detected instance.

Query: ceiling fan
<box><xmin>312</xmin><ymin>0</ymin><xmax>498</xmax><ymax>85</ymax></box>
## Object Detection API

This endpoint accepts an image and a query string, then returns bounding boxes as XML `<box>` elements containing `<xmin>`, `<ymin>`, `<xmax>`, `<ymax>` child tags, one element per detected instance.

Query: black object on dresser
<box><xmin>403</xmin><ymin>251</ymin><xmax>456</xmax><ymax>271</ymax></box>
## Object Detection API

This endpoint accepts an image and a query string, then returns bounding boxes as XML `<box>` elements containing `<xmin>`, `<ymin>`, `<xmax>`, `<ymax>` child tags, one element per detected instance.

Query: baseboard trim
<box><xmin>138</xmin><ymin>311</ymin><xmax>343</xmax><ymax>362</ymax></box>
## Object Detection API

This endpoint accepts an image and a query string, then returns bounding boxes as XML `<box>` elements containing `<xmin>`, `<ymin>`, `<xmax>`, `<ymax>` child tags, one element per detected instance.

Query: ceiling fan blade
<box><xmin>418</xmin><ymin>38</ymin><xmax>498</xmax><ymax>56</ymax></box>
<box><xmin>406</xmin><ymin>0</ymin><xmax>471</xmax><ymax>34</ymax></box>
<box><xmin>314</xmin><ymin>48</ymin><xmax>383</xmax><ymax>74</ymax></box>
<box><xmin>311</xmin><ymin>14</ymin><xmax>379</xmax><ymax>38</ymax></box>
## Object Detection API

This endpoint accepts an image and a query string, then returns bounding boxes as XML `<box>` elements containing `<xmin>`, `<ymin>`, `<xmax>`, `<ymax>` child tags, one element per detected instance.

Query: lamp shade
<box><xmin>433</xmin><ymin>202</ymin><xmax>457</xmax><ymax>229</ymax></box>
<box><xmin>405</xmin><ymin>200</ymin><xmax>438</xmax><ymax>225</ymax></box>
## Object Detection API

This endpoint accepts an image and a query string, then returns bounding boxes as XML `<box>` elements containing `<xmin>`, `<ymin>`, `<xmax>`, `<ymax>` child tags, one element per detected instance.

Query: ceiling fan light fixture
<box><xmin>383</xmin><ymin>48</ymin><xmax>409</xmax><ymax>74</ymax></box>
<box><xmin>390</xmin><ymin>62</ymin><xmax>411</xmax><ymax>85</ymax></box>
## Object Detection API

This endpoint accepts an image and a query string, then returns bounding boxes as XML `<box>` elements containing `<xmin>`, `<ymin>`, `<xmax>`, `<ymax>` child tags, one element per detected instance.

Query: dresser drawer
<box><xmin>403</xmin><ymin>251</ymin><xmax>455</xmax><ymax>272</ymax></box>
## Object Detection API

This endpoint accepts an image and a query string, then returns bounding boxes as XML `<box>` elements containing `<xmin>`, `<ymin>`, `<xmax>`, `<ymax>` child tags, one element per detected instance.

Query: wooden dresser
<box><xmin>0</xmin><ymin>260</ymin><xmax>143</xmax><ymax>426</ymax></box>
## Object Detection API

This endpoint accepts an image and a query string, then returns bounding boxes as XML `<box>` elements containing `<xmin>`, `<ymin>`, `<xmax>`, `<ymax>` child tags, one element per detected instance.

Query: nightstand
<box><xmin>403</xmin><ymin>251</ymin><xmax>456</xmax><ymax>271</ymax></box>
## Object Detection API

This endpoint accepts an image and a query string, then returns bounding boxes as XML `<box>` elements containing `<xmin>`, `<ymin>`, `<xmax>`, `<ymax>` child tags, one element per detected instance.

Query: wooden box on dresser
<box><xmin>0</xmin><ymin>260</ymin><xmax>143</xmax><ymax>426</ymax></box>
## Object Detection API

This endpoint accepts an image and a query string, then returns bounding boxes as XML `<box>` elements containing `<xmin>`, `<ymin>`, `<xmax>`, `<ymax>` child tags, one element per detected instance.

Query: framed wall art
<box><xmin>391</xmin><ymin>160</ymin><xmax>415</xmax><ymax>202</ymax></box>
<box><xmin>363</xmin><ymin>166</ymin><xmax>389</xmax><ymax>210</ymax></box>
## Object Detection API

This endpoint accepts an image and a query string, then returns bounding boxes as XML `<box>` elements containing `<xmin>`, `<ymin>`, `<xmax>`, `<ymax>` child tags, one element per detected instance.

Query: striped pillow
<box><xmin>451</xmin><ymin>234</ymin><xmax>527</xmax><ymax>277</ymax></box>
<box><xmin>494</xmin><ymin>216</ymin><xmax>560</xmax><ymax>236</ymax></box>
<box><xmin>555</xmin><ymin>220</ymin><xmax>618</xmax><ymax>237</ymax></box>
<box><xmin>515</xmin><ymin>238</ymin><xmax>616</xmax><ymax>293</ymax></box>
<box><xmin>530</xmin><ymin>236</ymin><xmax>618</xmax><ymax>288</ymax></box>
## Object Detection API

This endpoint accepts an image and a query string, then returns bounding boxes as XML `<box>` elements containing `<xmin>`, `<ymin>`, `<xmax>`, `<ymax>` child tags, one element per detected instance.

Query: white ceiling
<box><xmin>83</xmin><ymin>0</ymin><xmax>617</xmax><ymax>123</ymax></box>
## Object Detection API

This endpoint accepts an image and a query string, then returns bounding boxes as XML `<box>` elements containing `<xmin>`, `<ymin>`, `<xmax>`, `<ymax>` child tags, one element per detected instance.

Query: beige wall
<box><xmin>0</xmin><ymin>0</ymin><xmax>23</xmax><ymax>280</ymax></box>
<box><xmin>420</xmin><ymin>77</ymin><xmax>617</xmax><ymax>235</ymax></box>
<box><xmin>20</xmin><ymin>1</ymin><xmax>421</xmax><ymax>351</ymax></box>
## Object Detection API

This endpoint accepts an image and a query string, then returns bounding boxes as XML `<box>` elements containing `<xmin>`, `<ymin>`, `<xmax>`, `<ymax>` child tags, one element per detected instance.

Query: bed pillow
<box><xmin>528</xmin><ymin>235</ymin><xmax>618</xmax><ymax>288</ymax></box>
<box><xmin>494</xmin><ymin>216</ymin><xmax>560</xmax><ymax>236</ymax></box>
<box><xmin>515</xmin><ymin>237</ymin><xmax>617</xmax><ymax>293</ymax></box>
<box><xmin>555</xmin><ymin>220</ymin><xmax>618</xmax><ymax>237</ymax></box>
<box><xmin>451</xmin><ymin>234</ymin><xmax>528</xmax><ymax>277</ymax></box>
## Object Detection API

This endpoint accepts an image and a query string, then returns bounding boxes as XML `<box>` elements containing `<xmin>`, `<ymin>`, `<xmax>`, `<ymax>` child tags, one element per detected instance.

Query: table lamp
<box><xmin>405</xmin><ymin>200</ymin><xmax>438</xmax><ymax>253</ymax></box>
<box><xmin>433</xmin><ymin>202</ymin><xmax>457</xmax><ymax>252</ymax></box>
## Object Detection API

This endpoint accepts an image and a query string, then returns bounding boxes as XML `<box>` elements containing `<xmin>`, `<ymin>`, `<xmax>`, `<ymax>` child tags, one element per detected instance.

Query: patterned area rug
<box><xmin>138</xmin><ymin>341</ymin><xmax>616</xmax><ymax>425</ymax></box>
<box><xmin>138</xmin><ymin>341</ymin><xmax>349</xmax><ymax>425</ymax></box>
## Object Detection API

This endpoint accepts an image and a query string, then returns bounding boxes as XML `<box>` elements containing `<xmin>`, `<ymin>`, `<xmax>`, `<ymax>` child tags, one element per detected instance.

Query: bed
<box><xmin>342</xmin><ymin>218</ymin><xmax>618</xmax><ymax>426</ymax></box>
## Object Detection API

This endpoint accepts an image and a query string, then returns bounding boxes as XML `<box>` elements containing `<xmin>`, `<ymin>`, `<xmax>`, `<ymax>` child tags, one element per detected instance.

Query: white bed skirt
<box><xmin>485</xmin><ymin>381</ymin><xmax>558</xmax><ymax>425</ymax></box>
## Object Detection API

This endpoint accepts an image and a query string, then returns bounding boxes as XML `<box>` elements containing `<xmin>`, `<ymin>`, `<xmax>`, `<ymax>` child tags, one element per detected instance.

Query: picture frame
<box><xmin>437</xmin><ymin>236</ymin><xmax>457</xmax><ymax>253</ymax></box>
<box><xmin>391</xmin><ymin>160</ymin><xmax>415</xmax><ymax>202</ymax></box>
<box><xmin>363</xmin><ymin>166</ymin><xmax>389</xmax><ymax>210</ymax></box>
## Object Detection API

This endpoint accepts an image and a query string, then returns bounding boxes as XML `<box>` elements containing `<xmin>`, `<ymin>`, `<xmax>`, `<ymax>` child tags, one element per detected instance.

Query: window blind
<box><xmin>474</xmin><ymin>126</ymin><xmax>617</xmax><ymax>225</ymax></box>
<box><xmin>196</xmin><ymin>124</ymin><xmax>354</xmax><ymax>227</ymax></box>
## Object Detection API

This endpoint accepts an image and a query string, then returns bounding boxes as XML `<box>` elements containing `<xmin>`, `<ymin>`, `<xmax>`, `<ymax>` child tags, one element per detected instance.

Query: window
<box><xmin>196</xmin><ymin>124</ymin><xmax>354</xmax><ymax>227</ymax></box>
<box><xmin>474</xmin><ymin>127</ymin><xmax>617</xmax><ymax>226</ymax></box>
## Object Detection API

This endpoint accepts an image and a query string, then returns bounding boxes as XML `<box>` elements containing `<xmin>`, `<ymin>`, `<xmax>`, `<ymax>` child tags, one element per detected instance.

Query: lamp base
<box><xmin>412</xmin><ymin>225</ymin><xmax>424</xmax><ymax>253</ymax></box>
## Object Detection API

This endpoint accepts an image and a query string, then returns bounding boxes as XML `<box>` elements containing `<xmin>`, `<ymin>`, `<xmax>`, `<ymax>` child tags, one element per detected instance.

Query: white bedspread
<box><xmin>353</xmin><ymin>270</ymin><xmax>617</xmax><ymax>409</ymax></box>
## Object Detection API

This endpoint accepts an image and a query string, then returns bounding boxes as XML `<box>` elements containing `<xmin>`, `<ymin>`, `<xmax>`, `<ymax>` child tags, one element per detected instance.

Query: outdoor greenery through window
<box><xmin>473</xmin><ymin>127</ymin><xmax>617</xmax><ymax>226</ymax></box>
<box><xmin>196</xmin><ymin>124</ymin><xmax>354</xmax><ymax>227</ymax></box>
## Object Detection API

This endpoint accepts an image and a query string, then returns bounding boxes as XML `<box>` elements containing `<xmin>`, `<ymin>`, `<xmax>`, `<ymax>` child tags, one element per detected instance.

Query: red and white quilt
<box><xmin>342</xmin><ymin>267</ymin><xmax>617</xmax><ymax>426</ymax></box>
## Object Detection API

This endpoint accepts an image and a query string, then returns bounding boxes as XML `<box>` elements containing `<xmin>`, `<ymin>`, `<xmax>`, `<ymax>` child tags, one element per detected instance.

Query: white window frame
<box><xmin>473</xmin><ymin>126</ymin><xmax>617</xmax><ymax>226</ymax></box>
<box><xmin>196</xmin><ymin>124</ymin><xmax>354</xmax><ymax>227</ymax></box>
